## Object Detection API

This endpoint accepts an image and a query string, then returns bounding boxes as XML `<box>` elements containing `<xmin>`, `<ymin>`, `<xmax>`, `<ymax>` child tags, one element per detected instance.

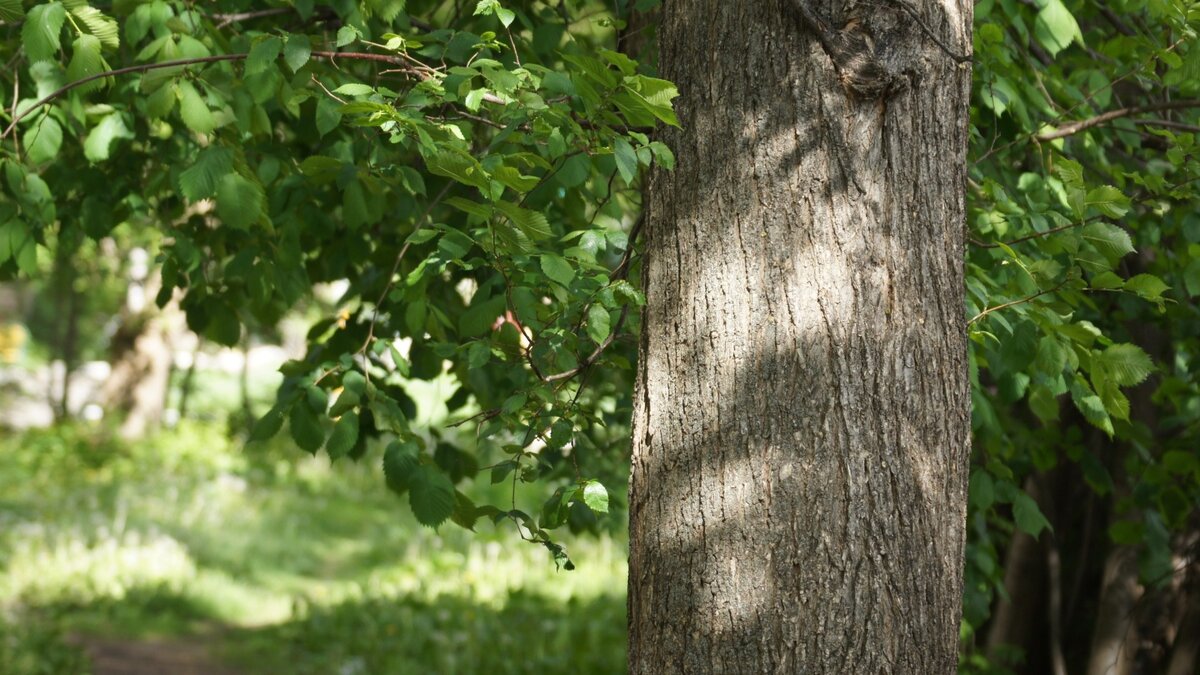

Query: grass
<box><xmin>0</xmin><ymin>421</ymin><xmax>628</xmax><ymax>674</ymax></box>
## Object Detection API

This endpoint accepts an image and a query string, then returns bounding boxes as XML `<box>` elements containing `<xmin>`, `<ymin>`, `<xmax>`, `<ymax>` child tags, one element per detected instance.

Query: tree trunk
<box><xmin>628</xmin><ymin>1</ymin><xmax>973</xmax><ymax>672</ymax></box>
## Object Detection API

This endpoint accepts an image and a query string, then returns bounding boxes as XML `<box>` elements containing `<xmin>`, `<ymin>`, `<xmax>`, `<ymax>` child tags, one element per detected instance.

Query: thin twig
<box><xmin>968</xmin><ymin>278</ymin><xmax>1071</xmax><ymax>326</ymax></box>
<box><xmin>212</xmin><ymin>8</ymin><xmax>292</xmax><ymax>28</ymax></box>
<box><xmin>884</xmin><ymin>0</ymin><xmax>971</xmax><ymax>63</ymax></box>
<box><xmin>1037</xmin><ymin>99</ymin><xmax>1200</xmax><ymax>141</ymax></box>
<box><xmin>358</xmin><ymin>182</ymin><xmax>454</xmax><ymax>359</ymax></box>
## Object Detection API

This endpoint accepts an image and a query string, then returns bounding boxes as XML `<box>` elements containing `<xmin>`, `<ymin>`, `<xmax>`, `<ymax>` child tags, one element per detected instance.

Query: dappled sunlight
<box><xmin>0</xmin><ymin>423</ymin><xmax>629</xmax><ymax>672</ymax></box>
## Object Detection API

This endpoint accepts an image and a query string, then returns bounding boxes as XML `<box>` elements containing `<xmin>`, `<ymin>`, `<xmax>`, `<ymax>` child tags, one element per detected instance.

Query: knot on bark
<box><xmin>791</xmin><ymin>1</ymin><xmax>916</xmax><ymax>100</ymax></box>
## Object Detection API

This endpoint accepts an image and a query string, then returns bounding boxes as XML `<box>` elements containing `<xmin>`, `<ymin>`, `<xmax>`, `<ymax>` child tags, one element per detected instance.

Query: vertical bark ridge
<box><xmin>629</xmin><ymin>0</ymin><xmax>973</xmax><ymax>672</ymax></box>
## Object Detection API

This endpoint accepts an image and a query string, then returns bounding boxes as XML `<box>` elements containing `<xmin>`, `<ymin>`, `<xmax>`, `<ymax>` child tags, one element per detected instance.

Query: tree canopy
<box><xmin>1</xmin><ymin>0</ymin><xmax>1198</xmax><ymax>670</ymax></box>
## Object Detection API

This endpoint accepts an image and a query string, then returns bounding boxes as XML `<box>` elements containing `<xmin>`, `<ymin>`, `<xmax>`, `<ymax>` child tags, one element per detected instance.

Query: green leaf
<box><xmin>1184</xmin><ymin>259</ymin><xmax>1200</xmax><ymax>298</ymax></box>
<box><xmin>1081</xmin><ymin>222</ymin><xmax>1134</xmax><ymax>260</ymax></box>
<box><xmin>1084</xmin><ymin>186</ymin><xmax>1130</xmax><ymax>218</ymax></box>
<box><xmin>249</xmin><ymin>406</ymin><xmax>285</xmax><ymax>442</ymax></box>
<box><xmin>1034</xmin><ymin>0</ymin><xmax>1083</xmax><ymax>58</ymax></box>
<box><xmin>409</xmin><ymin>466</ymin><xmax>456</xmax><ymax>527</ymax></box>
<box><xmin>315</xmin><ymin>97</ymin><xmax>342</xmax><ymax>136</ymax></box>
<box><xmin>586</xmin><ymin>304</ymin><xmax>611</xmax><ymax>345</ymax></box>
<box><xmin>1098</xmin><ymin>343</ymin><xmax>1154</xmax><ymax>386</ymax></box>
<box><xmin>245</xmin><ymin>35</ymin><xmax>282</xmax><ymax>75</ymax></box>
<box><xmin>66</xmin><ymin>34</ymin><xmax>110</xmax><ymax>92</ymax></box>
<box><xmin>67</xmin><ymin>3</ymin><xmax>119</xmax><ymax>49</ymax></box>
<box><xmin>283</xmin><ymin>34</ymin><xmax>311</xmax><ymax>72</ymax></box>
<box><xmin>613</xmin><ymin>138</ymin><xmax>638</xmax><ymax>184</ymax></box>
<box><xmin>177</xmin><ymin>81</ymin><xmax>216</xmax><ymax>134</ymax></box>
<box><xmin>0</xmin><ymin>0</ymin><xmax>24</xmax><ymax>22</ymax></box>
<box><xmin>290</xmin><ymin>399</ymin><xmax>325</xmax><ymax>454</ymax></box>
<box><xmin>383</xmin><ymin>440</ymin><xmax>421</xmax><ymax>494</ymax></box>
<box><xmin>495</xmin><ymin>201</ymin><xmax>552</xmax><ymax>240</ymax></box>
<box><xmin>332</xmin><ymin>83</ymin><xmax>374</xmax><ymax>96</ymax></box>
<box><xmin>540</xmin><ymin>253</ymin><xmax>575</xmax><ymax>287</ymax></box>
<box><xmin>425</xmin><ymin>149</ymin><xmax>491</xmax><ymax>191</ymax></box>
<box><xmin>1108</xmin><ymin>520</ymin><xmax>1143</xmax><ymax>545</ymax></box>
<box><xmin>336</xmin><ymin>24</ymin><xmax>360</xmax><ymax>47</ymax></box>
<box><xmin>968</xmin><ymin>471</ymin><xmax>996</xmax><ymax>510</ymax></box>
<box><xmin>582</xmin><ymin>480</ymin><xmax>609</xmax><ymax>514</ymax></box>
<box><xmin>215</xmin><ymin>173</ymin><xmax>264</xmax><ymax>229</ymax></box>
<box><xmin>325</xmin><ymin>410</ymin><xmax>359</xmax><ymax>460</ymax></box>
<box><xmin>1070</xmin><ymin>375</ymin><xmax>1113</xmax><ymax>436</ymax></box>
<box><xmin>179</xmin><ymin>146</ymin><xmax>233</xmax><ymax>201</ymax></box>
<box><xmin>1053</xmin><ymin>159</ymin><xmax>1084</xmax><ymax>190</ymax></box>
<box><xmin>83</xmin><ymin>112</ymin><xmax>132</xmax><ymax>162</ymax></box>
<box><xmin>22</xmin><ymin>2</ymin><xmax>67</xmax><ymax>63</ymax></box>
<box><xmin>1012</xmin><ymin>492</ymin><xmax>1052</xmax><ymax>537</ymax></box>
<box><xmin>1124</xmin><ymin>274</ymin><xmax>1168</xmax><ymax>301</ymax></box>
<box><xmin>23</xmin><ymin>115</ymin><xmax>62</xmax><ymax>165</ymax></box>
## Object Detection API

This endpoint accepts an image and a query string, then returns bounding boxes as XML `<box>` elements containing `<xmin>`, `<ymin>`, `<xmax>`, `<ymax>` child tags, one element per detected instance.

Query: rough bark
<box><xmin>628</xmin><ymin>1</ymin><xmax>973</xmax><ymax>672</ymax></box>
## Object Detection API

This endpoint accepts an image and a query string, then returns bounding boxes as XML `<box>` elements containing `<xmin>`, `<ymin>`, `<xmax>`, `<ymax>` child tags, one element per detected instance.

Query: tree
<box><xmin>2</xmin><ymin>1</ymin><xmax>1199</xmax><ymax>673</ymax></box>
<box><xmin>627</xmin><ymin>1</ymin><xmax>973</xmax><ymax>671</ymax></box>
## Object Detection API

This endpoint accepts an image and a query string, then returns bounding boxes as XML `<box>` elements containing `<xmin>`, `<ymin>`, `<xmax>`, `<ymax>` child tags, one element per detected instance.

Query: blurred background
<box><xmin>0</xmin><ymin>239</ymin><xmax>627</xmax><ymax>675</ymax></box>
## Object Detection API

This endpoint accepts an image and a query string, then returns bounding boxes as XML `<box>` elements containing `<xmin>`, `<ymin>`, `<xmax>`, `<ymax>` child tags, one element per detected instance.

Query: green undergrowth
<box><xmin>0</xmin><ymin>421</ymin><xmax>627</xmax><ymax>674</ymax></box>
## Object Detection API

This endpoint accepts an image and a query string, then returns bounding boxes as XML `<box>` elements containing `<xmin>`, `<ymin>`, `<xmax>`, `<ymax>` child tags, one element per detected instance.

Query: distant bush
<box><xmin>232</xmin><ymin>591</ymin><xmax>626</xmax><ymax>675</ymax></box>
<box><xmin>0</xmin><ymin>609</ymin><xmax>90</xmax><ymax>675</ymax></box>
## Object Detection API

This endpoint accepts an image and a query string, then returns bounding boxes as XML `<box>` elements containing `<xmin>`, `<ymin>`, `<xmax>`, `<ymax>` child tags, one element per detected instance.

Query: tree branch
<box><xmin>1036</xmin><ymin>99</ymin><xmax>1200</xmax><ymax>141</ymax></box>
<box><xmin>968</xmin><ymin>278</ymin><xmax>1071</xmax><ymax>326</ymax></box>
<box><xmin>2</xmin><ymin>50</ymin><xmax>505</xmax><ymax>140</ymax></box>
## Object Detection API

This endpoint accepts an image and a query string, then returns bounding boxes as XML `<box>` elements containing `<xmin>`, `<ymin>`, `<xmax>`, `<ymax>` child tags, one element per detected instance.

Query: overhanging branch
<box><xmin>1</xmin><ymin>50</ymin><xmax>505</xmax><ymax>140</ymax></box>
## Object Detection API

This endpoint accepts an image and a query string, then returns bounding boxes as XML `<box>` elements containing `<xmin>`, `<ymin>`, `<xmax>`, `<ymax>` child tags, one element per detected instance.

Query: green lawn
<box><xmin>0</xmin><ymin>421</ymin><xmax>627</xmax><ymax>674</ymax></box>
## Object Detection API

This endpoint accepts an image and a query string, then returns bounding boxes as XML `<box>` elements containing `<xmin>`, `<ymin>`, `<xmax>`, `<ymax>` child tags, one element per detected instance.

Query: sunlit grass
<box><xmin>0</xmin><ymin>420</ymin><xmax>628</xmax><ymax>673</ymax></box>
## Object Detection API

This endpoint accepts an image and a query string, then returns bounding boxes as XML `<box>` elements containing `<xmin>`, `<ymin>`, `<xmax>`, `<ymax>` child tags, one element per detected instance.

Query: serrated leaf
<box><xmin>325</xmin><ymin>410</ymin><xmax>359</xmax><ymax>460</ymax></box>
<box><xmin>245</xmin><ymin>35</ymin><xmax>282</xmax><ymax>75</ymax></box>
<box><xmin>336</xmin><ymin>24</ymin><xmax>360</xmax><ymax>47</ymax></box>
<box><xmin>179</xmin><ymin>146</ymin><xmax>233</xmax><ymax>201</ymax></box>
<box><xmin>283</xmin><ymin>34</ymin><xmax>311</xmax><ymax>71</ymax></box>
<box><xmin>383</xmin><ymin>440</ymin><xmax>421</xmax><ymax>494</ymax></box>
<box><xmin>177</xmin><ymin>80</ymin><xmax>216</xmax><ymax>133</ymax></box>
<box><xmin>495</xmin><ymin>201</ymin><xmax>552</xmax><ymax>239</ymax></box>
<box><xmin>1098</xmin><ymin>343</ymin><xmax>1154</xmax><ymax>386</ymax></box>
<box><xmin>83</xmin><ymin>112</ymin><xmax>132</xmax><ymax>162</ymax></box>
<box><xmin>23</xmin><ymin>115</ymin><xmax>62</xmax><ymax>165</ymax></box>
<box><xmin>1082</xmin><ymin>222</ymin><xmax>1134</xmax><ymax>260</ymax></box>
<box><xmin>1085</xmin><ymin>186</ymin><xmax>1130</xmax><ymax>218</ymax></box>
<box><xmin>1013</xmin><ymin>492</ymin><xmax>1052</xmax><ymax>537</ymax></box>
<box><xmin>215</xmin><ymin>173</ymin><xmax>264</xmax><ymax>229</ymax></box>
<box><xmin>290</xmin><ymin>400</ymin><xmax>325</xmax><ymax>453</ymax></box>
<box><xmin>66</xmin><ymin>34</ymin><xmax>110</xmax><ymax>92</ymax></box>
<box><xmin>410</xmin><ymin>466</ymin><xmax>456</xmax><ymax>527</ymax></box>
<box><xmin>0</xmin><ymin>0</ymin><xmax>24</xmax><ymax>22</ymax></box>
<box><xmin>23</xmin><ymin>2</ymin><xmax>67</xmax><ymax>63</ymax></box>
<box><xmin>540</xmin><ymin>253</ymin><xmax>575</xmax><ymax>286</ymax></box>
<box><xmin>582</xmin><ymin>480</ymin><xmax>609</xmax><ymax>514</ymax></box>
<box><xmin>424</xmin><ymin>148</ymin><xmax>491</xmax><ymax>191</ymax></box>
<box><xmin>67</xmin><ymin>2</ymin><xmax>119</xmax><ymax>49</ymax></box>
<box><xmin>1124</xmin><ymin>273</ymin><xmax>1168</xmax><ymax>301</ymax></box>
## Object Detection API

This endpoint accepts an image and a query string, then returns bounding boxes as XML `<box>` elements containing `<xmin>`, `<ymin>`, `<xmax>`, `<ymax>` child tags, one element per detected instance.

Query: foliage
<box><xmin>2</xmin><ymin>0</ymin><xmax>1199</xmax><ymax>671</ymax></box>
<box><xmin>0</xmin><ymin>0</ymin><xmax>670</xmax><ymax>567</ymax></box>
<box><xmin>963</xmin><ymin>0</ymin><xmax>1200</xmax><ymax>666</ymax></box>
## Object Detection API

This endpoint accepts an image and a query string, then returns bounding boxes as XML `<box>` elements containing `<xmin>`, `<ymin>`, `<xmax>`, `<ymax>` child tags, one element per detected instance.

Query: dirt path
<box><xmin>74</xmin><ymin>636</ymin><xmax>243</xmax><ymax>675</ymax></box>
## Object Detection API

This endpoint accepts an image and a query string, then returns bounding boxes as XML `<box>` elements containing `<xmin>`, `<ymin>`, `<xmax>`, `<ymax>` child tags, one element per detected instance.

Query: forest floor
<box><xmin>73</xmin><ymin>635</ymin><xmax>241</xmax><ymax>675</ymax></box>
